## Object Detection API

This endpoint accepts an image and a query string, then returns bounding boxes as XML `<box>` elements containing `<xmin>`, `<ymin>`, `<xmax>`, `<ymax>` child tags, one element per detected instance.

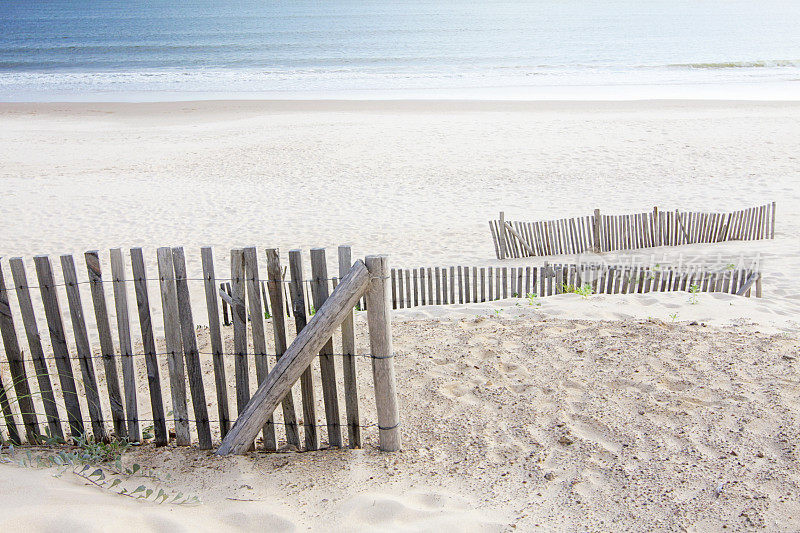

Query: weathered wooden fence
<box><xmin>219</xmin><ymin>274</ymin><xmax>368</xmax><ymax>327</ymax></box>
<box><xmin>389</xmin><ymin>263</ymin><xmax>761</xmax><ymax>309</ymax></box>
<box><xmin>0</xmin><ymin>245</ymin><xmax>400</xmax><ymax>455</ymax></box>
<box><xmin>491</xmin><ymin>202</ymin><xmax>776</xmax><ymax>259</ymax></box>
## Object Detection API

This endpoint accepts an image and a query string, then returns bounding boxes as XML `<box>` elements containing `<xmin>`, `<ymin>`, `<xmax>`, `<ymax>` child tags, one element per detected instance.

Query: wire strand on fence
<box><xmin>0</xmin><ymin>352</ymin><xmax>403</xmax><ymax>365</ymax></box>
<box><xmin>5</xmin><ymin>414</ymin><xmax>382</xmax><ymax>430</ymax></box>
<box><xmin>0</xmin><ymin>276</ymin><xmax>352</xmax><ymax>292</ymax></box>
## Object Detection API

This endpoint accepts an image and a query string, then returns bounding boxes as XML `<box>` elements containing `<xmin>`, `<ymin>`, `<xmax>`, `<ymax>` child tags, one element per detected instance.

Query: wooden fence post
<box><xmin>593</xmin><ymin>209</ymin><xmax>602</xmax><ymax>253</ymax></box>
<box><xmin>365</xmin><ymin>255</ymin><xmax>401</xmax><ymax>452</ymax></box>
<box><xmin>653</xmin><ymin>207</ymin><xmax>661</xmax><ymax>246</ymax></box>
<box><xmin>771</xmin><ymin>201</ymin><xmax>776</xmax><ymax>239</ymax></box>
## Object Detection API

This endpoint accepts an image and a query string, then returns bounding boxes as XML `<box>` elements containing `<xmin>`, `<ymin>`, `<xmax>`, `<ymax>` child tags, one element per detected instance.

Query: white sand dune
<box><xmin>1</xmin><ymin>100</ymin><xmax>799</xmax><ymax>530</ymax></box>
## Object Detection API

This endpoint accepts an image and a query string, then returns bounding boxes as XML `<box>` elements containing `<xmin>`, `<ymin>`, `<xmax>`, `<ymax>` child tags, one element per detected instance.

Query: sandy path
<box><xmin>2</xmin><ymin>312</ymin><xmax>799</xmax><ymax>531</ymax></box>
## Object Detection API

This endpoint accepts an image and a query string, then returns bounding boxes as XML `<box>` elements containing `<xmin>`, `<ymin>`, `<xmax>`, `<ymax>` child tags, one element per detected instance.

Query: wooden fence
<box><xmin>0</xmin><ymin>245</ymin><xmax>399</xmax><ymax>455</ymax></box>
<box><xmin>219</xmin><ymin>274</ymin><xmax>368</xmax><ymax>326</ymax></box>
<box><xmin>490</xmin><ymin>202</ymin><xmax>776</xmax><ymax>259</ymax></box>
<box><xmin>389</xmin><ymin>263</ymin><xmax>761</xmax><ymax>309</ymax></box>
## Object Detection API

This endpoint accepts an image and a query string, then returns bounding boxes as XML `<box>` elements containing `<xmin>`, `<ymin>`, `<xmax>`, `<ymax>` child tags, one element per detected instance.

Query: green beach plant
<box><xmin>0</xmin><ymin>434</ymin><xmax>200</xmax><ymax>506</ymax></box>
<box><xmin>688</xmin><ymin>283</ymin><xmax>700</xmax><ymax>304</ymax></box>
<box><xmin>562</xmin><ymin>283</ymin><xmax>594</xmax><ymax>298</ymax></box>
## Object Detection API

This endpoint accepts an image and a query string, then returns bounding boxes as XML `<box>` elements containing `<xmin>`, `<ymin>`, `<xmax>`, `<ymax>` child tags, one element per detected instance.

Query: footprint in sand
<box><xmin>568</xmin><ymin>417</ymin><xmax>623</xmax><ymax>455</ymax></box>
<box><xmin>219</xmin><ymin>510</ymin><xmax>296</xmax><ymax>533</ymax></box>
<box><xmin>338</xmin><ymin>492</ymin><xmax>504</xmax><ymax>532</ymax></box>
<box><xmin>439</xmin><ymin>381</ymin><xmax>473</xmax><ymax>399</ymax></box>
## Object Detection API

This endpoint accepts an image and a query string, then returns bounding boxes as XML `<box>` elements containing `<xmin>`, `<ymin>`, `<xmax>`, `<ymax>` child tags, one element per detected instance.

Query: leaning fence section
<box><xmin>0</xmin><ymin>245</ymin><xmax>400</xmax><ymax>456</ymax></box>
<box><xmin>490</xmin><ymin>202</ymin><xmax>776</xmax><ymax>259</ymax></box>
<box><xmin>389</xmin><ymin>263</ymin><xmax>761</xmax><ymax>309</ymax></box>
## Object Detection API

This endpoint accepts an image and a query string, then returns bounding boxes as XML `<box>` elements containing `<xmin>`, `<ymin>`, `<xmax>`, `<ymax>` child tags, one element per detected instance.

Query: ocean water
<box><xmin>1</xmin><ymin>0</ymin><xmax>799</xmax><ymax>101</ymax></box>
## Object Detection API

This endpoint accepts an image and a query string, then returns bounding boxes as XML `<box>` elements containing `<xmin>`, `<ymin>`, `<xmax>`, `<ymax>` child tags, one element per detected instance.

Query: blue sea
<box><xmin>1</xmin><ymin>0</ymin><xmax>799</xmax><ymax>101</ymax></box>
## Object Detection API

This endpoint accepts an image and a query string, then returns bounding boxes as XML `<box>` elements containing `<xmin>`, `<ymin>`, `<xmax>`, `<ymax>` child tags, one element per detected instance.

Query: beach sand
<box><xmin>2</xmin><ymin>308</ymin><xmax>800</xmax><ymax>531</ymax></box>
<box><xmin>1</xmin><ymin>99</ymin><xmax>799</xmax><ymax>321</ymax></box>
<box><xmin>1</xmin><ymin>100</ymin><xmax>799</xmax><ymax>530</ymax></box>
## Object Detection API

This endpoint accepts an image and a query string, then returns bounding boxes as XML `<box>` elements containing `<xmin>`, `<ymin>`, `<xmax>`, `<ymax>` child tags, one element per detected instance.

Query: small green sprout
<box><xmin>562</xmin><ymin>283</ymin><xmax>594</xmax><ymax>298</ymax></box>
<box><xmin>689</xmin><ymin>283</ymin><xmax>700</xmax><ymax>304</ymax></box>
<box><xmin>526</xmin><ymin>293</ymin><xmax>541</xmax><ymax>307</ymax></box>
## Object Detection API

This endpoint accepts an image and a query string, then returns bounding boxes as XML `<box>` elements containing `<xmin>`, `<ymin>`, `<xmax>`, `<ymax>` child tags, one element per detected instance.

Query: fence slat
<box><xmin>264</xmin><ymin>249</ymin><xmax>301</xmax><ymax>448</ymax></box>
<box><xmin>413</xmin><ymin>269</ymin><xmax>419</xmax><ymax>307</ymax></box>
<box><xmin>200</xmin><ymin>246</ymin><xmax>230</xmax><ymax>439</ymax></box>
<box><xmin>0</xmin><ymin>372</ymin><xmax>20</xmax><ymax>444</ymax></box>
<box><xmin>0</xmin><ymin>263</ymin><xmax>39</xmax><ymax>442</ymax></box>
<box><xmin>109</xmin><ymin>249</ymin><xmax>140</xmax><ymax>442</ymax></box>
<box><xmin>464</xmin><ymin>266</ymin><xmax>470</xmax><ymax>303</ymax></box>
<box><xmin>489</xmin><ymin>221</ymin><xmax>500</xmax><ymax>259</ymax></box>
<box><xmin>34</xmin><ymin>255</ymin><xmax>84</xmax><ymax>439</ymax></box>
<box><xmin>171</xmin><ymin>247</ymin><xmax>212</xmax><ymax>450</ymax></box>
<box><xmin>130</xmin><ymin>248</ymin><xmax>168</xmax><ymax>446</ymax></box>
<box><xmin>406</xmin><ymin>269</ymin><xmax>413</xmax><ymax>311</ymax></box>
<box><xmin>338</xmin><ymin>246</ymin><xmax>361</xmax><ymax>448</ymax></box>
<box><xmin>771</xmin><ymin>201</ymin><xmax>776</xmax><ymax>238</ymax></box>
<box><xmin>390</xmin><ymin>269</ymin><xmax>397</xmax><ymax>309</ymax></box>
<box><xmin>310</xmin><ymin>248</ymin><xmax>342</xmax><ymax>448</ymax></box>
<box><xmin>220</xmin><ymin>283</ymin><xmax>230</xmax><ymax>326</ymax></box>
<box><xmin>435</xmin><ymin>267</ymin><xmax>442</xmax><ymax>305</ymax></box>
<box><xmin>61</xmin><ymin>254</ymin><xmax>108</xmax><ymax>441</ymax></box>
<box><xmin>243</xmin><ymin>247</ymin><xmax>276</xmax><ymax>451</ymax></box>
<box><xmin>156</xmin><ymin>247</ymin><xmax>190</xmax><ymax>446</ymax></box>
<box><xmin>9</xmin><ymin>258</ymin><xmax>62</xmax><ymax>440</ymax></box>
<box><xmin>442</xmin><ymin>267</ymin><xmax>448</xmax><ymax>305</ymax></box>
<box><xmin>449</xmin><ymin>267</ymin><xmax>455</xmax><ymax>304</ymax></box>
<box><xmin>229</xmin><ymin>248</ymin><xmax>251</xmax><ymax>424</ymax></box>
<box><xmin>85</xmin><ymin>251</ymin><xmax>126</xmax><ymax>440</ymax></box>
<box><xmin>288</xmin><ymin>250</ymin><xmax>318</xmax><ymax>451</ymax></box>
<box><xmin>427</xmin><ymin>267</ymin><xmax>434</xmax><ymax>307</ymax></box>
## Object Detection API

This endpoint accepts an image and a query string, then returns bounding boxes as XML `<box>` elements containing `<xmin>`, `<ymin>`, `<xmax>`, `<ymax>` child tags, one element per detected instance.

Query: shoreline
<box><xmin>2</xmin><ymin>98</ymin><xmax>800</xmax><ymax>123</ymax></box>
<box><xmin>4</xmin><ymin>98</ymin><xmax>800</xmax><ymax>110</ymax></box>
